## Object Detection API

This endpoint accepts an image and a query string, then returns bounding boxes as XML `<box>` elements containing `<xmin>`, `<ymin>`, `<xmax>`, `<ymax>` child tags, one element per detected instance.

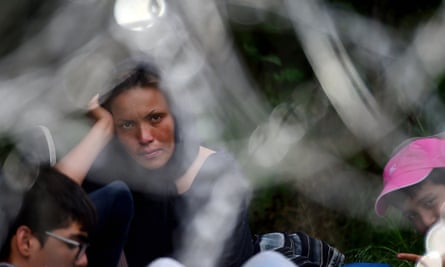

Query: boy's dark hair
<box><xmin>0</xmin><ymin>167</ymin><xmax>96</xmax><ymax>260</ymax></box>
<box><xmin>386</xmin><ymin>167</ymin><xmax>445</xmax><ymax>208</ymax></box>
<box><xmin>399</xmin><ymin>168</ymin><xmax>445</xmax><ymax>198</ymax></box>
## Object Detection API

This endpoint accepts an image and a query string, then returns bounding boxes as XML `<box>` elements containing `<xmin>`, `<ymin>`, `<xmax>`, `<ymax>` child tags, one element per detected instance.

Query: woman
<box><xmin>56</xmin><ymin>60</ymin><xmax>254</xmax><ymax>267</ymax></box>
<box><xmin>57</xmin><ymin>59</ymin><xmax>345</xmax><ymax>267</ymax></box>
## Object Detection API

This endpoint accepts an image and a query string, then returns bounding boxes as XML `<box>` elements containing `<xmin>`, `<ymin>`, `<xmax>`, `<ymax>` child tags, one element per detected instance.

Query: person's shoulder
<box><xmin>196</xmin><ymin>148</ymin><xmax>245</xmax><ymax>182</ymax></box>
<box><xmin>202</xmin><ymin>148</ymin><xmax>237</xmax><ymax>166</ymax></box>
<box><xmin>0</xmin><ymin>263</ymin><xmax>16</xmax><ymax>267</ymax></box>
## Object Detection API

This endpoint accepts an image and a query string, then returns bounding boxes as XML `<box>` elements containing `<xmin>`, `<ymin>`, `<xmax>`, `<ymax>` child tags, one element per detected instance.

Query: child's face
<box><xmin>397</xmin><ymin>180</ymin><xmax>445</xmax><ymax>234</ymax></box>
<box><xmin>41</xmin><ymin>222</ymin><xmax>89</xmax><ymax>267</ymax></box>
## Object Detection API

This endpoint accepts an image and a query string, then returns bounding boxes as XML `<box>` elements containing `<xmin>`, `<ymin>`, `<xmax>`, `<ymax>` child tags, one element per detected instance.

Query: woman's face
<box><xmin>110</xmin><ymin>86</ymin><xmax>176</xmax><ymax>169</ymax></box>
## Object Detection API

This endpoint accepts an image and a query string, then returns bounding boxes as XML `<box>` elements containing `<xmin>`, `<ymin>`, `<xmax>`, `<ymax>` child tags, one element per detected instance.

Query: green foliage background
<box><xmin>1</xmin><ymin>0</ymin><xmax>445</xmax><ymax>265</ymax></box>
<box><xmin>227</xmin><ymin>0</ymin><xmax>445</xmax><ymax>265</ymax></box>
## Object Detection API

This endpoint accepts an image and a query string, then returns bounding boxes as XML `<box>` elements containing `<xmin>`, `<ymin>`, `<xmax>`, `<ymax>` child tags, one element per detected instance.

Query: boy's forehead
<box><xmin>52</xmin><ymin>221</ymin><xmax>88</xmax><ymax>237</ymax></box>
<box><xmin>390</xmin><ymin>180</ymin><xmax>438</xmax><ymax>210</ymax></box>
<box><xmin>387</xmin><ymin>191</ymin><xmax>411</xmax><ymax>210</ymax></box>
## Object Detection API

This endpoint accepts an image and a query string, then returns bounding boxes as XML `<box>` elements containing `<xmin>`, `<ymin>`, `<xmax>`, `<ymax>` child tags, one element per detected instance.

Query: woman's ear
<box><xmin>15</xmin><ymin>225</ymin><xmax>39</xmax><ymax>257</ymax></box>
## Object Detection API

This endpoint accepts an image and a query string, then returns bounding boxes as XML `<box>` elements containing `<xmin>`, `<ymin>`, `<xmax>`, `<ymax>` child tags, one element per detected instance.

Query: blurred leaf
<box><xmin>259</xmin><ymin>55</ymin><xmax>282</xmax><ymax>66</ymax></box>
<box><xmin>273</xmin><ymin>68</ymin><xmax>304</xmax><ymax>83</ymax></box>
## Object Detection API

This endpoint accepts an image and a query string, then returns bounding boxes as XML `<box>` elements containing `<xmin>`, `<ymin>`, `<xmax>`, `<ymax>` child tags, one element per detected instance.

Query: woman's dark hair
<box><xmin>0</xmin><ymin>167</ymin><xmax>96</xmax><ymax>259</ymax></box>
<box><xmin>100</xmin><ymin>61</ymin><xmax>162</xmax><ymax>110</ymax></box>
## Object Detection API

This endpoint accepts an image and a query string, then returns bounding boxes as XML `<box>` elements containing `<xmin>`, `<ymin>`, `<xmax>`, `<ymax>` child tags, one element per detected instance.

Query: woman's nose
<box><xmin>138</xmin><ymin>124</ymin><xmax>154</xmax><ymax>144</ymax></box>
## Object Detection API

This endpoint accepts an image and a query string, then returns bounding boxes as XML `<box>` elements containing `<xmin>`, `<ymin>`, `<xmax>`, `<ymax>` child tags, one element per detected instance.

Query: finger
<box><xmin>88</xmin><ymin>105</ymin><xmax>110</xmax><ymax>121</ymax></box>
<box><xmin>87</xmin><ymin>94</ymin><xmax>100</xmax><ymax>111</ymax></box>
<box><xmin>86</xmin><ymin>95</ymin><xmax>112</xmax><ymax>121</ymax></box>
<box><xmin>397</xmin><ymin>253</ymin><xmax>421</xmax><ymax>262</ymax></box>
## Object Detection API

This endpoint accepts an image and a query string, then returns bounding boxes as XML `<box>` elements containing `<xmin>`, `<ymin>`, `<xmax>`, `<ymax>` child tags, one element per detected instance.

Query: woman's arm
<box><xmin>55</xmin><ymin>95</ymin><xmax>114</xmax><ymax>185</ymax></box>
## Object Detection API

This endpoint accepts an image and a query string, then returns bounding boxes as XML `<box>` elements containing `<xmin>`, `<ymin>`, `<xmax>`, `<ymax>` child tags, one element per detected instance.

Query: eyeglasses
<box><xmin>45</xmin><ymin>231</ymin><xmax>89</xmax><ymax>261</ymax></box>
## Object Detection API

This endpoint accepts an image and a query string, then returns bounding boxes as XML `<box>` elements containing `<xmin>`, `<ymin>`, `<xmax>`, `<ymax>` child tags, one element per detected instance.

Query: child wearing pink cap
<box><xmin>375</xmin><ymin>136</ymin><xmax>445</xmax><ymax>263</ymax></box>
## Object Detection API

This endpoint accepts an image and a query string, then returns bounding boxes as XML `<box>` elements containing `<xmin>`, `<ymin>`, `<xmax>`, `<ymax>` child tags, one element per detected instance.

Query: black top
<box><xmin>85</xmin><ymin>151</ymin><xmax>254</xmax><ymax>267</ymax></box>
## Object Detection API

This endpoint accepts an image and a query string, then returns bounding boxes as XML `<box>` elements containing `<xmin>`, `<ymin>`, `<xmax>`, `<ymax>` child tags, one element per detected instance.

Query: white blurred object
<box><xmin>242</xmin><ymin>251</ymin><xmax>298</xmax><ymax>267</ymax></box>
<box><xmin>114</xmin><ymin>0</ymin><xmax>166</xmax><ymax>31</ymax></box>
<box><xmin>426</xmin><ymin>219</ymin><xmax>445</xmax><ymax>253</ymax></box>
<box><xmin>416</xmin><ymin>251</ymin><xmax>442</xmax><ymax>267</ymax></box>
<box><xmin>60</xmin><ymin>52</ymin><xmax>113</xmax><ymax>110</ymax></box>
<box><xmin>2</xmin><ymin>125</ymin><xmax>56</xmax><ymax>191</ymax></box>
<box><xmin>147</xmin><ymin>258</ymin><xmax>186</xmax><ymax>267</ymax></box>
<box><xmin>418</xmin><ymin>204</ymin><xmax>445</xmax><ymax>267</ymax></box>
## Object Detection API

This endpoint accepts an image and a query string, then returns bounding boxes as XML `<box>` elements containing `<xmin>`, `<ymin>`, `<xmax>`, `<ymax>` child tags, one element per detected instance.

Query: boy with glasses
<box><xmin>1</xmin><ymin>125</ymin><xmax>133</xmax><ymax>267</ymax></box>
<box><xmin>0</xmin><ymin>166</ymin><xmax>96</xmax><ymax>267</ymax></box>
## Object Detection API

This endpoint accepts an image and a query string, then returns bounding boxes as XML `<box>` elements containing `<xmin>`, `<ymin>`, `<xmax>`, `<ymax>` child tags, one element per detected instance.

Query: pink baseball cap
<box><xmin>375</xmin><ymin>137</ymin><xmax>445</xmax><ymax>216</ymax></box>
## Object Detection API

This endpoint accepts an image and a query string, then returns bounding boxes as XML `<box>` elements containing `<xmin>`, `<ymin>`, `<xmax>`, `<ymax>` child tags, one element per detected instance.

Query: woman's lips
<box><xmin>139</xmin><ymin>149</ymin><xmax>162</xmax><ymax>159</ymax></box>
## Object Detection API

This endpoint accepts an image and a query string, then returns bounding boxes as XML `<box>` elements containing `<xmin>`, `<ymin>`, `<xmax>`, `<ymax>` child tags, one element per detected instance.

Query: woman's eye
<box><xmin>120</xmin><ymin>121</ymin><xmax>135</xmax><ymax>129</ymax></box>
<box><xmin>150</xmin><ymin>114</ymin><xmax>162</xmax><ymax>123</ymax></box>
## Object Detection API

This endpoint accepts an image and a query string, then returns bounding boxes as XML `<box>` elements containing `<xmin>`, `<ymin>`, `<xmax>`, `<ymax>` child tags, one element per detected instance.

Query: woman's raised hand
<box><xmin>54</xmin><ymin>94</ymin><xmax>115</xmax><ymax>185</ymax></box>
<box><xmin>87</xmin><ymin>94</ymin><xmax>114</xmax><ymax>139</ymax></box>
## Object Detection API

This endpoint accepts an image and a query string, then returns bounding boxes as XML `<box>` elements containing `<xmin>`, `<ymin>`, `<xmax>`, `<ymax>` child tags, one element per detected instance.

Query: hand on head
<box><xmin>87</xmin><ymin>94</ymin><xmax>114</xmax><ymax>137</ymax></box>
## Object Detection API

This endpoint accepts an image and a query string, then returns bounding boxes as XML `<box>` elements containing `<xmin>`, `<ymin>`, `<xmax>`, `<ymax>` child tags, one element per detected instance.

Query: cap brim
<box><xmin>375</xmin><ymin>169</ymin><xmax>432</xmax><ymax>216</ymax></box>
